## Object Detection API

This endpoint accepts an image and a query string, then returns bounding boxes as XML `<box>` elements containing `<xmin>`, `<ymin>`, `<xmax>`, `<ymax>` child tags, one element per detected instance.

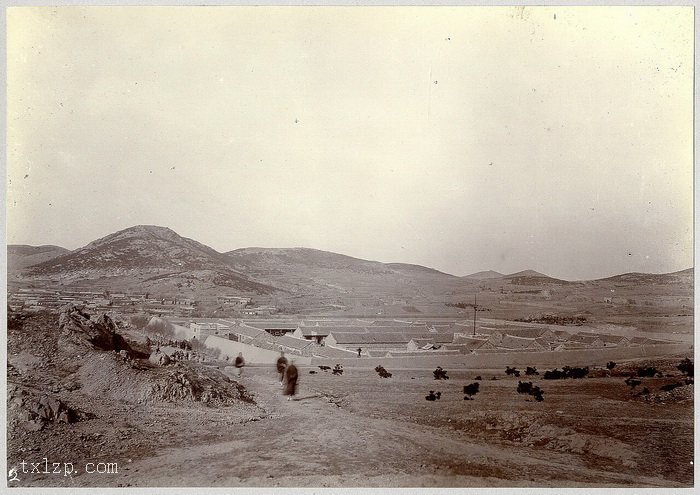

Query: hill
<box><xmin>463</xmin><ymin>270</ymin><xmax>504</xmax><ymax>280</ymax></box>
<box><xmin>594</xmin><ymin>268</ymin><xmax>694</xmax><ymax>286</ymax></box>
<box><xmin>18</xmin><ymin>225</ymin><xmax>274</xmax><ymax>294</ymax></box>
<box><xmin>224</xmin><ymin>247</ymin><xmax>460</xmax><ymax>299</ymax></box>
<box><xmin>503</xmin><ymin>270</ymin><xmax>572</xmax><ymax>286</ymax></box>
<box><xmin>7</xmin><ymin>245</ymin><xmax>70</xmax><ymax>272</ymax></box>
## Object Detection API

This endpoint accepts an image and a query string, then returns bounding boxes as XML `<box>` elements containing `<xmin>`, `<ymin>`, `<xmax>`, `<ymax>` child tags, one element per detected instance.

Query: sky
<box><xmin>6</xmin><ymin>6</ymin><xmax>694</xmax><ymax>280</ymax></box>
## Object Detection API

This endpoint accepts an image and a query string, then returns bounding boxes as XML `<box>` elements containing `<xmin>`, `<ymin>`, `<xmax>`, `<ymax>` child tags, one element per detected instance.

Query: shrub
<box><xmin>517</xmin><ymin>381</ymin><xmax>533</xmax><ymax>394</ymax></box>
<box><xmin>433</xmin><ymin>366</ymin><xmax>449</xmax><ymax>380</ymax></box>
<box><xmin>637</xmin><ymin>367</ymin><xmax>659</xmax><ymax>378</ymax></box>
<box><xmin>425</xmin><ymin>390</ymin><xmax>441</xmax><ymax>401</ymax></box>
<box><xmin>516</xmin><ymin>381</ymin><xmax>543</xmax><ymax>401</ymax></box>
<box><xmin>677</xmin><ymin>358</ymin><xmax>694</xmax><ymax>377</ymax></box>
<box><xmin>374</xmin><ymin>365</ymin><xmax>392</xmax><ymax>378</ymax></box>
<box><xmin>544</xmin><ymin>366</ymin><xmax>589</xmax><ymax>380</ymax></box>
<box><xmin>525</xmin><ymin>367</ymin><xmax>539</xmax><ymax>376</ymax></box>
<box><xmin>530</xmin><ymin>386</ymin><xmax>545</xmax><ymax>402</ymax></box>
<box><xmin>505</xmin><ymin>366</ymin><xmax>521</xmax><ymax>377</ymax></box>
<box><xmin>463</xmin><ymin>383</ymin><xmax>480</xmax><ymax>400</ymax></box>
<box><xmin>332</xmin><ymin>364</ymin><xmax>344</xmax><ymax>375</ymax></box>
<box><xmin>606</xmin><ymin>361</ymin><xmax>617</xmax><ymax>370</ymax></box>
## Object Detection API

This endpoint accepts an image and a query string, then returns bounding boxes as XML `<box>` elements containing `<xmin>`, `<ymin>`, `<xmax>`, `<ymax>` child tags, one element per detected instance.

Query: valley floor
<box><xmin>10</xmin><ymin>361</ymin><xmax>693</xmax><ymax>488</ymax></box>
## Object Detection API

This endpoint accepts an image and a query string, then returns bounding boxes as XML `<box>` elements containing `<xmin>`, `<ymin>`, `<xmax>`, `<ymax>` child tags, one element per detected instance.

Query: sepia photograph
<box><xmin>4</xmin><ymin>4</ymin><xmax>695</xmax><ymax>489</ymax></box>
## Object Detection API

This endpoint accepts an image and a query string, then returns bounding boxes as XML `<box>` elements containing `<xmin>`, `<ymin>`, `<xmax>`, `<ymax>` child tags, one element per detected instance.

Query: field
<box><xmin>10</xmin><ymin>355</ymin><xmax>693</xmax><ymax>487</ymax></box>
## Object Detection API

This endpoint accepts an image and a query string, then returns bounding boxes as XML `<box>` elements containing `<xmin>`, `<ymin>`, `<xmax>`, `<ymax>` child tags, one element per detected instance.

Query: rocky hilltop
<box><xmin>19</xmin><ymin>225</ymin><xmax>275</xmax><ymax>294</ymax></box>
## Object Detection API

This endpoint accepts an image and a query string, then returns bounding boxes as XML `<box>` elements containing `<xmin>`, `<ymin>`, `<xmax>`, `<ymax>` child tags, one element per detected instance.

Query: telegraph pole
<box><xmin>473</xmin><ymin>294</ymin><xmax>477</xmax><ymax>336</ymax></box>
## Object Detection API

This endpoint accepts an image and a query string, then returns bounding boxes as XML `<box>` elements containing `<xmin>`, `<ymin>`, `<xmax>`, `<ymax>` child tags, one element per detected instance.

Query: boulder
<box><xmin>149</xmin><ymin>350</ymin><xmax>171</xmax><ymax>366</ymax></box>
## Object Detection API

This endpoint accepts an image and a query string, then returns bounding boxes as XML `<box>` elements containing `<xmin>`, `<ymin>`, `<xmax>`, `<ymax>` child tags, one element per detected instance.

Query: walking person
<box><xmin>357</xmin><ymin>347</ymin><xmax>362</xmax><ymax>358</ymax></box>
<box><xmin>234</xmin><ymin>352</ymin><xmax>245</xmax><ymax>378</ymax></box>
<box><xmin>282</xmin><ymin>360</ymin><xmax>298</xmax><ymax>401</ymax></box>
<box><xmin>276</xmin><ymin>350</ymin><xmax>288</xmax><ymax>385</ymax></box>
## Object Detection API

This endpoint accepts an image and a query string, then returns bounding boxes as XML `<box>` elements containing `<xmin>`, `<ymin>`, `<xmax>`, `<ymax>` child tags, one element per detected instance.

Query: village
<box><xmin>6</xmin><ymin>286</ymin><xmax>277</xmax><ymax>318</ymax></box>
<box><xmin>142</xmin><ymin>314</ymin><xmax>683</xmax><ymax>369</ymax></box>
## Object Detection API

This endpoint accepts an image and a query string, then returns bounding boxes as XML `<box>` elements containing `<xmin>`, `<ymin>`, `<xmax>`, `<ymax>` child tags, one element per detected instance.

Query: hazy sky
<box><xmin>7</xmin><ymin>6</ymin><xmax>693</xmax><ymax>280</ymax></box>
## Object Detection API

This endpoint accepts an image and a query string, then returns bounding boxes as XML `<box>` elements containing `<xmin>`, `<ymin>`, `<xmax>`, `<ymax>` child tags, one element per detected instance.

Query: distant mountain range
<box><xmin>7</xmin><ymin>225</ymin><xmax>693</xmax><ymax>296</ymax></box>
<box><xmin>8</xmin><ymin>245</ymin><xmax>70</xmax><ymax>270</ymax></box>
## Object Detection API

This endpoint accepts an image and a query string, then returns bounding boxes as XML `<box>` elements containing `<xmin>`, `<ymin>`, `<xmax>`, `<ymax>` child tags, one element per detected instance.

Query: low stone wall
<box><xmin>310</xmin><ymin>343</ymin><xmax>692</xmax><ymax>369</ymax></box>
<box><xmin>204</xmin><ymin>335</ymin><xmax>312</xmax><ymax>365</ymax></box>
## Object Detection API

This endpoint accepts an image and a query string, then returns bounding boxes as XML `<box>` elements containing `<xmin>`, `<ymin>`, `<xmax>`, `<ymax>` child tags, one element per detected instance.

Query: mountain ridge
<box><xmin>10</xmin><ymin>225</ymin><xmax>693</xmax><ymax>289</ymax></box>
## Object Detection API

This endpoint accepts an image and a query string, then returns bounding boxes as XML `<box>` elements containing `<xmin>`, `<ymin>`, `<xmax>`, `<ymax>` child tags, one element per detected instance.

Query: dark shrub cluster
<box><xmin>463</xmin><ymin>383</ymin><xmax>480</xmax><ymax>400</ymax></box>
<box><xmin>425</xmin><ymin>390</ymin><xmax>442</xmax><ymax>401</ymax></box>
<box><xmin>543</xmin><ymin>366</ymin><xmax>589</xmax><ymax>380</ymax></box>
<box><xmin>636</xmin><ymin>367</ymin><xmax>661</xmax><ymax>378</ymax></box>
<box><xmin>332</xmin><ymin>364</ymin><xmax>344</xmax><ymax>375</ymax></box>
<box><xmin>677</xmin><ymin>358</ymin><xmax>694</xmax><ymax>378</ymax></box>
<box><xmin>606</xmin><ymin>361</ymin><xmax>617</xmax><ymax>370</ymax></box>
<box><xmin>505</xmin><ymin>366</ymin><xmax>521</xmax><ymax>377</ymax></box>
<box><xmin>525</xmin><ymin>366</ymin><xmax>539</xmax><ymax>376</ymax></box>
<box><xmin>374</xmin><ymin>365</ymin><xmax>392</xmax><ymax>378</ymax></box>
<box><xmin>516</xmin><ymin>381</ymin><xmax>544</xmax><ymax>401</ymax></box>
<box><xmin>433</xmin><ymin>366</ymin><xmax>449</xmax><ymax>380</ymax></box>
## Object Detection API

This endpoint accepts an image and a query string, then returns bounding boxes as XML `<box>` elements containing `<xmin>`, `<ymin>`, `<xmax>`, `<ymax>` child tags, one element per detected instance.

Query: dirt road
<box><xmin>95</xmin><ymin>368</ymin><xmax>686</xmax><ymax>488</ymax></box>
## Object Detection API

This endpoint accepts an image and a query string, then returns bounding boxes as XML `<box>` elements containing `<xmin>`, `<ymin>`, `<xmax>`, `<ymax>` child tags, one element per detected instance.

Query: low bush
<box><xmin>433</xmin><ymin>366</ymin><xmax>449</xmax><ymax>380</ymax></box>
<box><xmin>463</xmin><ymin>383</ymin><xmax>480</xmax><ymax>400</ymax></box>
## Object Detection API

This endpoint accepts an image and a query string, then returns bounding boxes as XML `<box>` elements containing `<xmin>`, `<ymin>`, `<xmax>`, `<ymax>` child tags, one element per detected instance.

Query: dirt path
<box><xmin>85</xmin><ymin>370</ymin><xmax>681</xmax><ymax>488</ymax></box>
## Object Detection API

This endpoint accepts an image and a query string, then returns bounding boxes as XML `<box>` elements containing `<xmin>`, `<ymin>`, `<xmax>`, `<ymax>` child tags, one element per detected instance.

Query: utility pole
<box><xmin>473</xmin><ymin>294</ymin><xmax>477</xmax><ymax>336</ymax></box>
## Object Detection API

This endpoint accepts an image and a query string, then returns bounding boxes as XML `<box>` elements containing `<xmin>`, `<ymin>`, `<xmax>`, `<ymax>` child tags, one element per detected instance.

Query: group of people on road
<box><xmin>229</xmin><ymin>350</ymin><xmax>298</xmax><ymax>400</ymax></box>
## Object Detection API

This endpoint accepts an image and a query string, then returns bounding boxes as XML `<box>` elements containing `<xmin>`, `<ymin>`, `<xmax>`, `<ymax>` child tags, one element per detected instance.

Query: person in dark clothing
<box><xmin>282</xmin><ymin>361</ymin><xmax>298</xmax><ymax>400</ymax></box>
<box><xmin>276</xmin><ymin>351</ymin><xmax>288</xmax><ymax>385</ymax></box>
<box><xmin>234</xmin><ymin>352</ymin><xmax>245</xmax><ymax>377</ymax></box>
<box><xmin>357</xmin><ymin>347</ymin><xmax>362</xmax><ymax>358</ymax></box>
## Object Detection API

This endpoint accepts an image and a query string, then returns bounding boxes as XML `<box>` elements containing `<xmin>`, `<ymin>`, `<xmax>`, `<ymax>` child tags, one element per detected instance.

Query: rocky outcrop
<box><xmin>8</xmin><ymin>387</ymin><xmax>79</xmax><ymax>431</ymax></box>
<box><xmin>58</xmin><ymin>304</ymin><xmax>133</xmax><ymax>355</ymax></box>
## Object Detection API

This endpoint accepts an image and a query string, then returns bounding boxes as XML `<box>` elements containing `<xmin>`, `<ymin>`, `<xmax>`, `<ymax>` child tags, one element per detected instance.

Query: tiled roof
<box><xmin>502</xmin><ymin>328</ymin><xmax>551</xmax><ymax>339</ymax></box>
<box><xmin>295</xmin><ymin>326</ymin><xmax>333</xmax><ymax>337</ymax></box>
<box><xmin>368</xmin><ymin>320</ymin><xmax>418</xmax><ymax>327</ymax></box>
<box><xmin>330</xmin><ymin>331</ymin><xmax>454</xmax><ymax>345</ymax></box>
<box><xmin>496</xmin><ymin>335</ymin><xmax>545</xmax><ymax>350</ymax></box>
<box><xmin>568</xmin><ymin>334</ymin><xmax>603</xmax><ymax>344</ymax></box>
<box><xmin>329</xmin><ymin>332</ymin><xmax>413</xmax><ymax>344</ymax></box>
<box><xmin>449</xmin><ymin>338</ymin><xmax>489</xmax><ymax>350</ymax></box>
<box><xmin>276</xmin><ymin>335</ymin><xmax>314</xmax><ymax>351</ymax></box>
<box><xmin>241</xmin><ymin>321</ymin><xmax>299</xmax><ymax>330</ymax></box>
<box><xmin>232</xmin><ymin>326</ymin><xmax>266</xmax><ymax>339</ymax></box>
